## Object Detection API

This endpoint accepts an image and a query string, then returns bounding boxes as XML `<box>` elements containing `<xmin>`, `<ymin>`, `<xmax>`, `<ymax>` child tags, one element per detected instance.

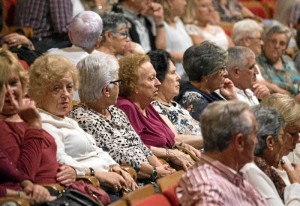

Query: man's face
<box><xmin>236</xmin><ymin>56</ymin><xmax>258</xmax><ymax>90</ymax></box>
<box><xmin>247</xmin><ymin>31</ymin><xmax>263</xmax><ymax>56</ymax></box>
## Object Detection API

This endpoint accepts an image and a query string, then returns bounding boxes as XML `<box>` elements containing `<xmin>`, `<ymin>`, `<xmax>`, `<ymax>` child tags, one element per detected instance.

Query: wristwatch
<box><xmin>151</xmin><ymin>167</ymin><xmax>159</xmax><ymax>181</ymax></box>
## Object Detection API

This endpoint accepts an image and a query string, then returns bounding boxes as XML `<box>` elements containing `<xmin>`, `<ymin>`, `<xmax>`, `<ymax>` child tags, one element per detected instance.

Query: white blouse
<box><xmin>39</xmin><ymin>109</ymin><xmax>117</xmax><ymax>175</ymax></box>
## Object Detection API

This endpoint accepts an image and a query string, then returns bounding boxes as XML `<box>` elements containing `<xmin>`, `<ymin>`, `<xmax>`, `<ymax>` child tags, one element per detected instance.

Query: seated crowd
<box><xmin>2</xmin><ymin>0</ymin><xmax>300</xmax><ymax>205</ymax></box>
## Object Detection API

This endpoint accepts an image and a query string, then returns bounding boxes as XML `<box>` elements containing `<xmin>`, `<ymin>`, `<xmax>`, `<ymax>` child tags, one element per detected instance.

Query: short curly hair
<box><xmin>0</xmin><ymin>49</ymin><xmax>28</xmax><ymax>93</ymax></box>
<box><xmin>28</xmin><ymin>55</ymin><xmax>78</xmax><ymax>105</ymax></box>
<box><xmin>118</xmin><ymin>53</ymin><xmax>150</xmax><ymax>99</ymax></box>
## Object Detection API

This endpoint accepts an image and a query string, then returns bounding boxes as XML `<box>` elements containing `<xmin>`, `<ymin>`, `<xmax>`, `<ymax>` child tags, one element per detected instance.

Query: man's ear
<box><xmin>233</xmin><ymin>66</ymin><xmax>240</xmax><ymax>77</ymax></box>
<box><xmin>94</xmin><ymin>36</ymin><xmax>103</xmax><ymax>50</ymax></box>
<box><xmin>68</xmin><ymin>31</ymin><xmax>73</xmax><ymax>43</ymax></box>
<box><xmin>233</xmin><ymin>133</ymin><xmax>245</xmax><ymax>152</ymax></box>
<box><xmin>242</xmin><ymin>37</ymin><xmax>250</xmax><ymax>47</ymax></box>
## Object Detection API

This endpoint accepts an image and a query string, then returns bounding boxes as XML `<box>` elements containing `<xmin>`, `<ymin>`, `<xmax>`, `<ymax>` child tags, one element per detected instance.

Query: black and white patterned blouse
<box><xmin>69</xmin><ymin>104</ymin><xmax>153</xmax><ymax>171</ymax></box>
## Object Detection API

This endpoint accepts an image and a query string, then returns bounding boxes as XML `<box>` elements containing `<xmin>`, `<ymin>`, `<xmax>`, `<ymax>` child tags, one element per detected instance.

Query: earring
<box><xmin>269</xmin><ymin>147</ymin><xmax>273</xmax><ymax>151</ymax></box>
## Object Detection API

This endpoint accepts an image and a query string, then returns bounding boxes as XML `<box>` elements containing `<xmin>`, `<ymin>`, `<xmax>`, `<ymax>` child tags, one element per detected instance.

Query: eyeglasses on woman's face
<box><xmin>113</xmin><ymin>31</ymin><xmax>130</xmax><ymax>39</ymax></box>
<box><xmin>109</xmin><ymin>79</ymin><xmax>122</xmax><ymax>85</ymax></box>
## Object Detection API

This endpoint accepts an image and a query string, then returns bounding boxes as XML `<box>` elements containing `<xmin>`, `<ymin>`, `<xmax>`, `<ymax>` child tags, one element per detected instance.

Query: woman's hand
<box><xmin>95</xmin><ymin>170</ymin><xmax>128</xmax><ymax>192</ymax></box>
<box><xmin>180</xmin><ymin>143</ymin><xmax>201</xmax><ymax>159</ymax></box>
<box><xmin>220</xmin><ymin>78</ymin><xmax>237</xmax><ymax>100</ymax></box>
<box><xmin>156</xmin><ymin>164</ymin><xmax>175</xmax><ymax>178</ymax></box>
<box><xmin>281</xmin><ymin>161</ymin><xmax>300</xmax><ymax>184</ymax></box>
<box><xmin>18</xmin><ymin>98</ymin><xmax>41</xmax><ymax>129</ymax></box>
<box><xmin>23</xmin><ymin>184</ymin><xmax>56</xmax><ymax>204</ymax></box>
<box><xmin>110</xmin><ymin>166</ymin><xmax>138</xmax><ymax>191</ymax></box>
<box><xmin>56</xmin><ymin>165</ymin><xmax>77</xmax><ymax>186</ymax></box>
<box><xmin>169</xmin><ymin>149</ymin><xmax>195</xmax><ymax>171</ymax></box>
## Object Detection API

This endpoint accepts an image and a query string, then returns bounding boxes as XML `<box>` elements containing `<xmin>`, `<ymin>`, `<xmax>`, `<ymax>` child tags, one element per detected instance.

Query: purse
<box><xmin>37</xmin><ymin>188</ymin><xmax>102</xmax><ymax>206</ymax></box>
<box><xmin>69</xmin><ymin>180</ymin><xmax>110</xmax><ymax>205</ymax></box>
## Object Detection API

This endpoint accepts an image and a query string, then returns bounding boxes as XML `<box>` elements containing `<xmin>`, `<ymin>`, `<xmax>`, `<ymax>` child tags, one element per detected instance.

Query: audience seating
<box><xmin>157</xmin><ymin>170</ymin><xmax>184</xmax><ymax>192</ymax></box>
<box><xmin>0</xmin><ymin>198</ymin><xmax>30</xmax><ymax>206</ymax></box>
<box><xmin>123</xmin><ymin>184</ymin><xmax>155</xmax><ymax>206</ymax></box>
<box><xmin>241</xmin><ymin>1</ymin><xmax>270</xmax><ymax>19</ymax></box>
<box><xmin>108</xmin><ymin>199</ymin><xmax>128</xmax><ymax>206</ymax></box>
<box><xmin>133</xmin><ymin>194</ymin><xmax>171</xmax><ymax>206</ymax></box>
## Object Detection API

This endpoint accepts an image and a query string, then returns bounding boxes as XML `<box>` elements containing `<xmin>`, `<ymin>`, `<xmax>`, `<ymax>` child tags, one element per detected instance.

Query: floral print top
<box><xmin>151</xmin><ymin>100</ymin><xmax>201</xmax><ymax>135</ymax></box>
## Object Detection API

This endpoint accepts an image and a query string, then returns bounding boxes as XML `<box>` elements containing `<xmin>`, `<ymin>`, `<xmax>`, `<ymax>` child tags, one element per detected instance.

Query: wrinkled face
<box><xmin>237</xmin><ymin>56</ymin><xmax>258</xmax><ymax>90</ymax></box>
<box><xmin>40</xmin><ymin>73</ymin><xmax>74</xmax><ymax>117</ymax></box>
<box><xmin>159</xmin><ymin>60</ymin><xmax>181</xmax><ymax>98</ymax></box>
<box><xmin>111</xmin><ymin>27</ymin><xmax>130</xmax><ymax>55</ymax></box>
<box><xmin>170</xmin><ymin>0</ymin><xmax>187</xmax><ymax>16</ymax></box>
<box><xmin>1</xmin><ymin>68</ymin><xmax>22</xmax><ymax>116</ymax></box>
<box><xmin>135</xmin><ymin>61</ymin><xmax>161</xmax><ymax>103</ymax></box>
<box><xmin>0</xmin><ymin>85</ymin><xmax>7</xmax><ymax>112</ymax></box>
<box><xmin>247</xmin><ymin>31</ymin><xmax>263</xmax><ymax>56</ymax></box>
<box><xmin>281</xmin><ymin>123</ymin><xmax>300</xmax><ymax>156</ymax></box>
<box><xmin>263</xmin><ymin>33</ymin><xmax>288</xmax><ymax>63</ymax></box>
<box><xmin>206</xmin><ymin>67</ymin><xmax>228</xmax><ymax>91</ymax></box>
<box><xmin>196</xmin><ymin>0</ymin><xmax>214</xmax><ymax>23</ymax></box>
<box><xmin>268</xmin><ymin>129</ymin><xmax>284</xmax><ymax>167</ymax></box>
<box><xmin>240</xmin><ymin>111</ymin><xmax>258</xmax><ymax>167</ymax></box>
<box><xmin>108</xmin><ymin>73</ymin><xmax>120</xmax><ymax>106</ymax></box>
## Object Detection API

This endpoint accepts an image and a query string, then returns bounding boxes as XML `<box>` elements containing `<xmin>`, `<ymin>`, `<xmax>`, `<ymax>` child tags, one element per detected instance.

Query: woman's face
<box><xmin>2</xmin><ymin>68</ymin><xmax>23</xmax><ymax>116</ymax></box>
<box><xmin>196</xmin><ymin>0</ymin><xmax>214</xmax><ymax>24</ymax></box>
<box><xmin>206</xmin><ymin>67</ymin><xmax>228</xmax><ymax>91</ymax></box>
<box><xmin>263</xmin><ymin>33</ymin><xmax>288</xmax><ymax>63</ymax></box>
<box><xmin>111</xmin><ymin>27</ymin><xmax>130</xmax><ymax>56</ymax></box>
<box><xmin>108</xmin><ymin>73</ymin><xmax>120</xmax><ymax>106</ymax></box>
<box><xmin>159</xmin><ymin>60</ymin><xmax>181</xmax><ymax>98</ymax></box>
<box><xmin>135</xmin><ymin>61</ymin><xmax>161</xmax><ymax>103</ymax></box>
<box><xmin>40</xmin><ymin>73</ymin><xmax>74</xmax><ymax>117</ymax></box>
<box><xmin>169</xmin><ymin>0</ymin><xmax>187</xmax><ymax>17</ymax></box>
<box><xmin>281</xmin><ymin>124</ymin><xmax>300</xmax><ymax>156</ymax></box>
<box><xmin>0</xmin><ymin>85</ymin><xmax>7</xmax><ymax>112</ymax></box>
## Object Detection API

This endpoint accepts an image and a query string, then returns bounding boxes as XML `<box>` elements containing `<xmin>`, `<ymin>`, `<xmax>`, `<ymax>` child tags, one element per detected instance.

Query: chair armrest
<box><xmin>43</xmin><ymin>183</ymin><xmax>64</xmax><ymax>196</ymax></box>
<box><xmin>121</xmin><ymin>165</ymin><xmax>137</xmax><ymax>181</ymax></box>
<box><xmin>0</xmin><ymin>197</ymin><xmax>30</xmax><ymax>206</ymax></box>
<box><xmin>77</xmin><ymin>176</ymin><xmax>100</xmax><ymax>187</ymax></box>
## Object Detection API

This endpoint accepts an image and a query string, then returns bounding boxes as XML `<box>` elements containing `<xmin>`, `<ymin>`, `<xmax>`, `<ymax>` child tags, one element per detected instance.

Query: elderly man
<box><xmin>232</xmin><ymin>19</ymin><xmax>263</xmax><ymax>56</ymax></box>
<box><xmin>177</xmin><ymin>100</ymin><xmax>268</xmax><ymax>205</ymax></box>
<box><xmin>226</xmin><ymin>46</ymin><xmax>270</xmax><ymax>105</ymax></box>
<box><xmin>47</xmin><ymin>10</ymin><xmax>103</xmax><ymax>65</ymax></box>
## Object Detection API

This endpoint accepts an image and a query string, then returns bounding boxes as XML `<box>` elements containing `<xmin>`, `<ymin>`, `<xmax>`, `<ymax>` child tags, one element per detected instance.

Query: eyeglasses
<box><xmin>267</xmin><ymin>38</ymin><xmax>287</xmax><ymax>47</ymax></box>
<box><xmin>109</xmin><ymin>79</ymin><xmax>122</xmax><ymax>85</ymax></box>
<box><xmin>248</xmin><ymin>36</ymin><xmax>263</xmax><ymax>41</ymax></box>
<box><xmin>113</xmin><ymin>31</ymin><xmax>130</xmax><ymax>39</ymax></box>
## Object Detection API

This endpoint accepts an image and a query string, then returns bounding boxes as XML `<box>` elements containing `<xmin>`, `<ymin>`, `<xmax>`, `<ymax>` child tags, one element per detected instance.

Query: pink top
<box><xmin>0</xmin><ymin>121</ymin><xmax>59</xmax><ymax>184</ymax></box>
<box><xmin>116</xmin><ymin>97</ymin><xmax>175</xmax><ymax>149</ymax></box>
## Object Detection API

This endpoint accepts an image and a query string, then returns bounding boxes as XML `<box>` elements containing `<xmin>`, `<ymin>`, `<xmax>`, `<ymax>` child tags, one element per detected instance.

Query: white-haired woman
<box><xmin>70</xmin><ymin>52</ymin><xmax>175</xmax><ymax>185</ymax></box>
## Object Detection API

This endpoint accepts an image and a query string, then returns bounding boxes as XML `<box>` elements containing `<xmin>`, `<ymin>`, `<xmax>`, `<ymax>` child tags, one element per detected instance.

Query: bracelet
<box><xmin>18</xmin><ymin>191</ymin><xmax>23</xmax><ymax>198</ymax></box>
<box><xmin>89</xmin><ymin>167</ymin><xmax>95</xmax><ymax>176</ymax></box>
<box><xmin>156</xmin><ymin>23</ymin><xmax>164</xmax><ymax>29</ymax></box>
<box><xmin>165</xmin><ymin>149</ymin><xmax>170</xmax><ymax>161</ymax></box>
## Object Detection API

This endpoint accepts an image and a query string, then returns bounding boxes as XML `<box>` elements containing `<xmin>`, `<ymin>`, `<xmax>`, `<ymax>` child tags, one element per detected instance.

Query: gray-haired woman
<box><xmin>70</xmin><ymin>52</ymin><xmax>175</xmax><ymax>184</ymax></box>
<box><xmin>98</xmin><ymin>12</ymin><xmax>144</xmax><ymax>57</ymax></box>
<box><xmin>176</xmin><ymin>41</ymin><xmax>237</xmax><ymax>121</ymax></box>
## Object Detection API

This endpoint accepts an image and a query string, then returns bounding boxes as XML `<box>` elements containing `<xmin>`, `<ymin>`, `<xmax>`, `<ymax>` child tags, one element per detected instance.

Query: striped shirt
<box><xmin>177</xmin><ymin>155</ymin><xmax>268</xmax><ymax>206</ymax></box>
<box><xmin>14</xmin><ymin>0</ymin><xmax>73</xmax><ymax>38</ymax></box>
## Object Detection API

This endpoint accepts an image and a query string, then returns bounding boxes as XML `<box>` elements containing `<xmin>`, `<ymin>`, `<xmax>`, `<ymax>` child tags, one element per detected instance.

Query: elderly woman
<box><xmin>28</xmin><ymin>55</ymin><xmax>137</xmax><ymax>198</ymax></box>
<box><xmin>148</xmin><ymin>50</ymin><xmax>203</xmax><ymax>149</ymax></box>
<box><xmin>98</xmin><ymin>12</ymin><xmax>144</xmax><ymax>57</ymax></box>
<box><xmin>261</xmin><ymin>94</ymin><xmax>300</xmax><ymax>182</ymax></box>
<box><xmin>176</xmin><ymin>41</ymin><xmax>237</xmax><ymax>121</ymax></box>
<box><xmin>70</xmin><ymin>52</ymin><xmax>175</xmax><ymax>184</ymax></box>
<box><xmin>257</xmin><ymin>24</ymin><xmax>300</xmax><ymax>99</ymax></box>
<box><xmin>242</xmin><ymin>105</ymin><xmax>300</xmax><ymax>205</ymax></box>
<box><xmin>0</xmin><ymin>49</ymin><xmax>59</xmax><ymax>203</ymax></box>
<box><xmin>116</xmin><ymin>53</ymin><xmax>201</xmax><ymax>171</ymax></box>
<box><xmin>183</xmin><ymin>0</ymin><xmax>233</xmax><ymax>50</ymax></box>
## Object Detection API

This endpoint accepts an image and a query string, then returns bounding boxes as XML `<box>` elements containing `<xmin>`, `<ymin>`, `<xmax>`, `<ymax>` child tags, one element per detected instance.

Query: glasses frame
<box><xmin>109</xmin><ymin>79</ymin><xmax>122</xmax><ymax>85</ymax></box>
